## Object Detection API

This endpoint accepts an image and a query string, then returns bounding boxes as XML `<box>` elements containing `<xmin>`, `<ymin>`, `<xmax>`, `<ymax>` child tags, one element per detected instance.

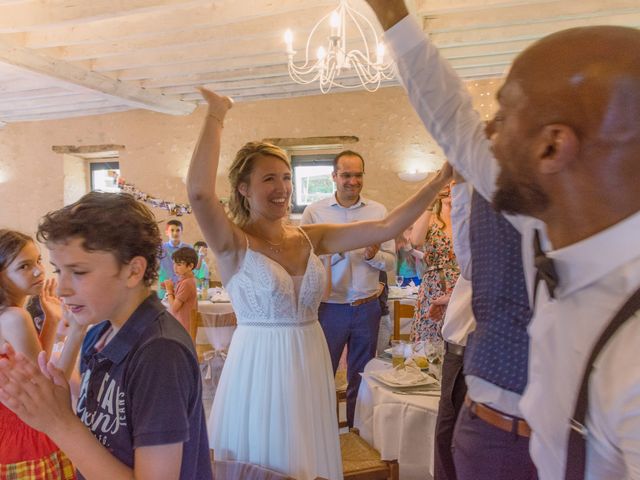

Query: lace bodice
<box><xmin>225</xmin><ymin>246</ymin><xmax>326</xmax><ymax>326</ymax></box>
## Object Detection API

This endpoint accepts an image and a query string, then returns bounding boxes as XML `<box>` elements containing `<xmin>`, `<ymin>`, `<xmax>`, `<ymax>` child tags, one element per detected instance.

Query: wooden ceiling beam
<box><xmin>40</xmin><ymin>7</ymin><xmax>333</xmax><ymax>61</ymax></box>
<box><xmin>0</xmin><ymin>105</ymin><xmax>132</xmax><ymax>122</ymax></box>
<box><xmin>0</xmin><ymin>41</ymin><xmax>195</xmax><ymax>115</ymax></box>
<box><xmin>424</xmin><ymin>0</ymin><xmax>640</xmax><ymax>31</ymax></box>
<box><xmin>0</xmin><ymin>0</ymin><xmax>215</xmax><ymax>33</ymax></box>
<box><xmin>18</xmin><ymin>0</ymin><xmax>336</xmax><ymax>48</ymax></box>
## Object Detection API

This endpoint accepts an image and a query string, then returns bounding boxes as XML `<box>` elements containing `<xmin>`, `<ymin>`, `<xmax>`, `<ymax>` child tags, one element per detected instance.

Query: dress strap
<box><xmin>297</xmin><ymin>226</ymin><xmax>314</xmax><ymax>250</ymax></box>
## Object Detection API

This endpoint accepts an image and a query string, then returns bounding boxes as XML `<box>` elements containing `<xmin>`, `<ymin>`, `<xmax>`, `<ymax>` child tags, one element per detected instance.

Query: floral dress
<box><xmin>410</xmin><ymin>222</ymin><xmax>460</xmax><ymax>344</ymax></box>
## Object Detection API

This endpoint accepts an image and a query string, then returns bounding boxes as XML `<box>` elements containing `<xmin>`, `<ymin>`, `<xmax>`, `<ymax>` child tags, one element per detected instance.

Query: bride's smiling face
<box><xmin>239</xmin><ymin>154</ymin><xmax>292</xmax><ymax>220</ymax></box>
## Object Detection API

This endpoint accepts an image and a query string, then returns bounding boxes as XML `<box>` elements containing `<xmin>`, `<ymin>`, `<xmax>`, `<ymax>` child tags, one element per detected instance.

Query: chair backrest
<box><xmin>213</xmin><ymin>460</ymin><xmax>296</xmax><ymax>480</ymax></box>
<box><xmin>392</xmin><ymin>301</ymin><xmax>413</xmax><ymax>341</ymax></box>
<box><xmin>189</xmin><ymin>309</ymin><xmax>201</xmax><ymax>343</ymax></box>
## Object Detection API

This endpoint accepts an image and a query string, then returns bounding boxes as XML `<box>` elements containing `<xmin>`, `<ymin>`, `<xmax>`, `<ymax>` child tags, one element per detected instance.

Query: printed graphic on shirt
<box><xmin>77</xmin><ymin>368</ymin><xmax>127</xmax><ymax>447</ymax></box>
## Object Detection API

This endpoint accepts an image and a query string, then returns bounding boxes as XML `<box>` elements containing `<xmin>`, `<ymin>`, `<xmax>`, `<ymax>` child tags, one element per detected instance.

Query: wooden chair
<box><xmin>189</xmin><ymin>309</ymin><xmax>212</xmax><ymax>363</ymax></box>
<box><xmin>340</xmin><ymin>428</ymin><xmax>399</xmax><ymax>480</ymax></box>
<box><xmin>392</xmin><ymin>301</ymin><xmax>414</xmax><ymax>342</ymax></box>
<box><xmin>211</xmin><ymin>450</ymin><xmax>328</xmax><ymax>480</ymax></box>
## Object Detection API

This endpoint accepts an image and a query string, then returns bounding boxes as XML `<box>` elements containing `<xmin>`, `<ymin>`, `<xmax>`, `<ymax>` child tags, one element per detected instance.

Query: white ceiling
<box><xmin>0</xmin><ymin>0</ymin><xmax>638</xmax><ymax>124</ymax></box>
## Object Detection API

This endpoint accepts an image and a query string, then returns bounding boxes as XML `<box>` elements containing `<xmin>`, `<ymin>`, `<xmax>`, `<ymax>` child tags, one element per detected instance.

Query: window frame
<box><xmin>290</xmin><ymin>153</ymin><xmax>336</xmax><ymax>214</ymax></box>
<box><xmin>89</xmin><ymin>161</ymin><xmax>120</xmax><ymax>193</ymax></box>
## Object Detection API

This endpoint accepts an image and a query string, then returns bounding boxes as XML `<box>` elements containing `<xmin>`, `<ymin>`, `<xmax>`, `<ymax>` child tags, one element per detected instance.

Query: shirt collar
<box><xmin>97</xmin><ymin>294</ymin><xmax>165</xmax><ymax>365</ymax></box>
<box><xmin>329</xmin><ymin>193</ymin><xmax>367</xmax><ymax>209</ymax></box>
<box><xmin>548</xmin><ymin>211</ymin><xmax>640</xmax><ymax>298</ymax></box>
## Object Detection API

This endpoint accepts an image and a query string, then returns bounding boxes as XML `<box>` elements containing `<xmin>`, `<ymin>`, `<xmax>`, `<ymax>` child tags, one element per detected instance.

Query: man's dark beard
<box><xmin>492</xmin><ymin>179</ymin><xmax>550</xmax><ymax>216</ymax></box>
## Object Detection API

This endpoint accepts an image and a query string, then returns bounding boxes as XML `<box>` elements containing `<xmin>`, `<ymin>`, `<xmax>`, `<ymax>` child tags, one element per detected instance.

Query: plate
<box><xmin>368</xmin><ymin>369</ymin><xmax>439</xmax><ymax>388</ymax></box>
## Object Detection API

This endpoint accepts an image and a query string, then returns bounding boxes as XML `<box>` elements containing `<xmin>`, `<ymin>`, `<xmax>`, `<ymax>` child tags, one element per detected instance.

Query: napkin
<box><xmin>375</xmin><ymin>364</ymin><xmax>431</xmax><ymax>386</ymax></box>
<box><xmin>208</xmin><ymin>287</ymin><xmax>230</xmax><ymax>302</ymax></box>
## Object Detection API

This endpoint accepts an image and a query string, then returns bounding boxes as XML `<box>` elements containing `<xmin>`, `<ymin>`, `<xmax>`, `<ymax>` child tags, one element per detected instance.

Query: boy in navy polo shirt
<box><xmin>0</xmin><ymin>192</ymin><xmax>212</xmax><ymax>480</ymax></box>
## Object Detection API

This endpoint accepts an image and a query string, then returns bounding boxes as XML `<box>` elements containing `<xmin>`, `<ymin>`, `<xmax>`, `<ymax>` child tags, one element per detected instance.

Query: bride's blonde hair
<box><xmin>228</xmin><ymin>141</ymin><xmax>291</xmax><ymax>227</ymax></box>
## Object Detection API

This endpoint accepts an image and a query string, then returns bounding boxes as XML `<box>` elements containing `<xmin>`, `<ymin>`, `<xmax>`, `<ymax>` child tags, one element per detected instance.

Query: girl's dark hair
<box><xmin>37</xmin><ymin>192</ymin><xmax>162</xmax><ymax>287</ymax></box>
<box><xmin>0</xmin><ymin>229</ymin><xmax>33</xmax><ymax>307</ymax></box>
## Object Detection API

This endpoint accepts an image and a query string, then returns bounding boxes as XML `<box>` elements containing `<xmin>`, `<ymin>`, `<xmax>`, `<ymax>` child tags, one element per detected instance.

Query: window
<box><xmin>291</xmin><ymin>153</ymin><xmax>335</xmax><ymax>213</ymax></box>
<box><xmin>90</xmin><ymin>161</ymin><xmax>120</xmax><ymax>193</ymax></box>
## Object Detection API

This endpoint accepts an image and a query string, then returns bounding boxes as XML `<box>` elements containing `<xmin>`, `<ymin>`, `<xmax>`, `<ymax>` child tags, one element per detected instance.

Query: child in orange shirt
<box><xmin>163</xmin><ymin>246</ymin><xmax>198</xmax><ymax>333</ymax></box>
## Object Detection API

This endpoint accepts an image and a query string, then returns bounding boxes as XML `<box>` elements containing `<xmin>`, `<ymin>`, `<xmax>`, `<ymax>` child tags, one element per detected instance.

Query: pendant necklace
<box><xmin>264</xmin><ymin>229</ymin><xmax>285</xmax><ymax>254</ymax></box>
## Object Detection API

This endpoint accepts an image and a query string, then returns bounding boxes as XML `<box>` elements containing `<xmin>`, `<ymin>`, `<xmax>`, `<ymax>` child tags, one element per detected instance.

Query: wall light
<box><xmin>397</xmin><ymin>170</ymin><xmax>430</xmax><ymax>182</ymax></box>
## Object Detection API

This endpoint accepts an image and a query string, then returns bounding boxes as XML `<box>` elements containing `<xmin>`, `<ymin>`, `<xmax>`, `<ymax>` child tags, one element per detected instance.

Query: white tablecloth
<box><xmin>197</xmin><ymin>300</ymin><xmax>236</xmax><ymax>351</ymax></box>
<box><xmin>354</xmin><ymin>358</ymin><xmax>439</xmax><ymax>480</ymax></box>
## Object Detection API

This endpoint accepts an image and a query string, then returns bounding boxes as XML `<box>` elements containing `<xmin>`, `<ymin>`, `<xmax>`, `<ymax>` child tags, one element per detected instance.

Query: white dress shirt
<box><xmin>441</xmin><ymin>182</ymin><xmax>475</xmax><ymax>347</ymax></box>
<box><xmin>385</xmin><ymin>15</ymin><xmax>640</xmax><ymax>480</ymax></box>
<box><xmin>300</xmin><ymin>194</ymin><xmax>396</xmax><ymax>304</ymax></box>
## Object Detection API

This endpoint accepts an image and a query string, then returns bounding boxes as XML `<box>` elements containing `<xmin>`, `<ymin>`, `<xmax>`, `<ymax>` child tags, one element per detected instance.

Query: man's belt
<box><xmin>445</xmin><ymin>341</ymin><xmax>465</xmax><ymax>356</ymax></box>
<box><xmin>350</xmin><ymin>290</ymin><xmax>382</xmax><ymax>307</ymax></box>
<box><xmin>464</xmin><ymin>395</ymin><xmax>531</xmax><ymax>437</ymax></box>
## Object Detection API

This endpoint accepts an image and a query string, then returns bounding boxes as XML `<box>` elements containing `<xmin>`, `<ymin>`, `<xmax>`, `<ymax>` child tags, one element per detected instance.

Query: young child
<box><xmin>0</xmin><ymin>229</ymin><xmax>81</xmax><ymax>479</ymax></box>
<box><xmin>0</xmin><ymin>192</ymin><xmax>212</xmax><ymax>480</ymax></box>
<box><xmin>163</xmin><ymin>246</ymin><xmax>198</xmax><ymax>333</ymax></box>
<box><xmin>192</xmin><ymin>240</ymin><xmax>210</xmax><ymax>287</ymax></box>
<box><xmin>157</xmin><ymin>219</ymin><xmax>192</xmax><ymax>299</ymax></box>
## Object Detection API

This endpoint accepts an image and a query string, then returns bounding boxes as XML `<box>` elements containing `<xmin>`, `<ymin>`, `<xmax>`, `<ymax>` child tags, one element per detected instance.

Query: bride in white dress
<box><xmin>187</xmin><ymin>89</ymin><xmax>452</xmax><ymax>480</ymax></box>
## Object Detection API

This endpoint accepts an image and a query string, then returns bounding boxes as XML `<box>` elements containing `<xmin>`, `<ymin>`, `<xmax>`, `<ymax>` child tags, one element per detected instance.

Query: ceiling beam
<box><xmin>0</xmin><ymin>40</ymin><xmax>195</xmax><ymax>115</ymax></box>
<box><xmin>424</xmin><ymin>0</ymin><xmax>640</xmax><ymax>31</ymax></box>
<box><xmin>0</xmin><ymin>0</ymin><xmax>215</xmax><ymax>33</ymax></box>
<box><xmin>40</xmin><ymin>6</ymin><xmax>333</xmax><ymax>61</ymax></box>
<box><xmin>0</xmin><ymin>105</ymin><xmax>132</xmax><ymax>123</ymax></box>
<box><xmin>17</xmin><ymin>0</ymin><xmax>337</xmax><ymax>48</ymax></box>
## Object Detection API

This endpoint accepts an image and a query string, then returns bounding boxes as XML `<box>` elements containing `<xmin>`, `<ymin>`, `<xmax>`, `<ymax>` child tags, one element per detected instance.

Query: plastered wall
<box><xmin>0</xmin><ymin>80</ymin><xmax>499</xmax><ymax>278</ymax></box>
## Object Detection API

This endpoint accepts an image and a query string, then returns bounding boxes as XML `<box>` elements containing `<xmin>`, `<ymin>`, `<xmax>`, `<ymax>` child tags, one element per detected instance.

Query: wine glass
<box><xmin>395</xmin><ymin>275</ymin><xmax>404</xmax><ymax>288</ymax></box>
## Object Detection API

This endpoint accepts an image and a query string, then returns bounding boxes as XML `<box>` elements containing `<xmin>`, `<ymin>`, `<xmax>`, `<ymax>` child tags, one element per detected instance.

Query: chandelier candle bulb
<box><xmin>284</xmin><ymin>29</ymin><xmax>294</xmax><ymax>55</ymax></box>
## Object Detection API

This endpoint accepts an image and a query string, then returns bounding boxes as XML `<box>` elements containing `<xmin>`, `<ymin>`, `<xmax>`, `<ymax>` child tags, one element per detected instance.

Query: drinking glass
<box><xmin>395</xmin><ymin>275</ymin><xmax>404</xmax><ymax>288</ymax></box>
<box><xmin>391</xmin><ymin>340</ymin><xmax>405</xmax><ymax>368</ymax></box>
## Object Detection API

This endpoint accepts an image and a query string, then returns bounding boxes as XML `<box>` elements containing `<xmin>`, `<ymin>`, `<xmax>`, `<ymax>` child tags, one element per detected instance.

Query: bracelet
<box><xmin>207</xmin><ymin>112</ymin><xmax>224</xmax><ymax>127</ymax></box>
<box><xmin>167</xmin><ymin>292</ymin><xmax>175</xmax><ymax>297</ymax></box>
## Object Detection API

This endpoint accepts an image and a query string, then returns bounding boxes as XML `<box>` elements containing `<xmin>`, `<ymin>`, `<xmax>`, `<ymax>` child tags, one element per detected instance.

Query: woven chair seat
<box><xmin>340</xmin><ymin>431</ymin><xmax>388</xmax><ymax>473</ymax></box>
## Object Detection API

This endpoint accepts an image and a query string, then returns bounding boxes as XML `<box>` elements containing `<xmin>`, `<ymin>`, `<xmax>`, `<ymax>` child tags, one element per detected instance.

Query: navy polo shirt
<box><xmin>77</xmin><ymin>294</ymin><xmax>211</xmax><ymax>479</ymax></box>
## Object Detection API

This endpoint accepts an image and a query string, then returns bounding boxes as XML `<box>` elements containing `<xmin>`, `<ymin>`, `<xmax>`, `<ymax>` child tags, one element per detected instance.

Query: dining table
<box><xmin>197</xmin><ymin>299</ymin><xmax>236</xmax><ymax>351</ymax></box>
<box><xmin>353</xmin><ymin>357</ymin><xmax>440</xmax><ymax>480</ymax></box>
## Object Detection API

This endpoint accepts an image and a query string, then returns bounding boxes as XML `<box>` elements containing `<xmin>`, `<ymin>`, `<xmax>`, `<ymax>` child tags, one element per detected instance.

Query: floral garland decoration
<box><xmin>116</xmin><ymin>177</ymin><xmax>193</xmax><ymax>216</ymax></box>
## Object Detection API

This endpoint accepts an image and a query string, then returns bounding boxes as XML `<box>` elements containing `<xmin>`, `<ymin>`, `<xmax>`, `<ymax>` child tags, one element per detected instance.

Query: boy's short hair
<box><xmin>166</xmin><ymin>219</ymin><xmax>183</xmax><ymax>230</ymax></box>
<box><xmin>193</xmin><ymin>241</ymin><xmax>207</xmax><ymax>250</ymax></box>
<box><xmin>171</xmin><ymin>247</ymin><xmax>198</xmax><ymax>268</ymax></box>
<box><xmin>37</xmin><ymin>192</ymin><xmax>162</xmax><ymax>287</ymax></box>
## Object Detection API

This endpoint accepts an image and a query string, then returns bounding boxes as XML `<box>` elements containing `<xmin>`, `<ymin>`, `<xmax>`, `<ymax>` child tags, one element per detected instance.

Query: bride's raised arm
<box><xmin>187</xmin><ymin>89</ymin><xmax>244</xmax><ymax>283</ymax></box>
<box><xmin>303</xmin><ymin>164</ymin><xmax>452</xmax><ymax>256</ymax></box>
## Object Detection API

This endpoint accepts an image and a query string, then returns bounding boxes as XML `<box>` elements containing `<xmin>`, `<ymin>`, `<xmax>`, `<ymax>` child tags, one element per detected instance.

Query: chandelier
<box><xmin>284</xmin><ymin>0</ymin><xmax>395</xmax><ymax>93</ymax></box>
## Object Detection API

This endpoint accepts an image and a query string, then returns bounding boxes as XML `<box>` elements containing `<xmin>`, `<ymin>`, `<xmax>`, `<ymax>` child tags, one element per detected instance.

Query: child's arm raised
<box><xmin>187</xmin><ymin>89</ymin><xmax>245</xmax><ymax>284</ymax></box>
<box><xmin>38</xmin><ymin>278</ymin><xmax>62</xmax><ymax>358</ymax></box>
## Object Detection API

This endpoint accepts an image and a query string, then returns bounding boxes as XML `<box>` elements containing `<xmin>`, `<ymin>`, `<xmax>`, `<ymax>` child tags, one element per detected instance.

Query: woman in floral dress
<box><xmin>409</xmin><ymin>185</ymin><xmax>460</xmax><ymax>345</ymax></box>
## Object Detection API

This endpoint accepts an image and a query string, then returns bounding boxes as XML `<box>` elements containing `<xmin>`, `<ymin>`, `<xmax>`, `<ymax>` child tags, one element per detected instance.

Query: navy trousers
<box><xmin>434</xmin><ymin>350</ymin><xmax>467</xmax><ymax>480</ymax></box>
<box><xmin>452</xmin><ymin>403</ymin><xmax>537</xmax><ymax>480</ymax></box>
<box><xmin>318</xmin><ymin>300</ymin><xmax>381</xmax><ymax>427</ymax></box>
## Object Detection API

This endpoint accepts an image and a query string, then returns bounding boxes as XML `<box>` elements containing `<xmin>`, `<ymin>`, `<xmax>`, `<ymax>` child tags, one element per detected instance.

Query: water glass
<box><xmin>391</xmin><ymin>340</ymin><xmax>405</xmax><ymax>368</ymax></box>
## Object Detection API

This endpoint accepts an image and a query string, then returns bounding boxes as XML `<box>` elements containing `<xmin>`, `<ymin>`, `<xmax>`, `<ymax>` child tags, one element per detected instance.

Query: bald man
<box><xmin>364</xmin><ymin>2</ymin><xmax>640</xmax><ymax>480</ymax></box>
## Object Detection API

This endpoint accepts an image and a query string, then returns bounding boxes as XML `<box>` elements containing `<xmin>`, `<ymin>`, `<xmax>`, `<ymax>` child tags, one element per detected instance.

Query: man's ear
<box><xmin>237</xmin><ymin>182</ymin><xmax>249</xmax><ymax>198</ymax></box>
<box><xmin>536</xmin><ymin>124</ymin><xmax>579</xmax><ymax>175</ymax></box>
<box><xmin>126</xmin><ymin>256</ymin><xmax>148</xmax><ymax>287</ymax></box>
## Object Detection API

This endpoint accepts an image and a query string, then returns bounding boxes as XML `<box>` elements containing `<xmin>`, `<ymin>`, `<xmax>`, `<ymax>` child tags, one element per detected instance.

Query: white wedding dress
<box><xmin>208</xmin><ymin>234</ymin><xmax>343</xmax><ymax>480</ymax></box>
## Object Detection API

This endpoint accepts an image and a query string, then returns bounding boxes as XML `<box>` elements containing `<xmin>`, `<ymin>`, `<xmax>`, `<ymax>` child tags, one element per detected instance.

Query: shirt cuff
<box><xmin>384</xmin><ymin>14</ymin><xmax>425</xmax><ymax>60</ymax></box>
